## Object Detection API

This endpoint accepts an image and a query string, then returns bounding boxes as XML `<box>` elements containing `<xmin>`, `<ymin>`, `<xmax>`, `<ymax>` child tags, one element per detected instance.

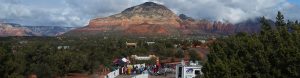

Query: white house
<box><xmin>199</xmin><ymin>40</ymin><xmax>206</xmax><ymax>44</ymax></box>
<box><xmin>131</xmin><ymin>55</ymin><xmax>157</xmax><ymax>60</ymax></box>
<box><xmin>57</xmin><ymin>46</ymin><xmax>70</xmax><ymax>50</ymax></box>
<box><xmin>126</xmin><ymin>42</ymin><xmax>137</xmax><ymax>48</ymax></box>
<box><xmin>176</xmin><ymin>60</ymin><xmax>203</xmax><ymax>78</ymax></box>
<box><xmin>146</xmin><ymin>42</ymin><xmax>155</xmax><ymax>45</ymax></box>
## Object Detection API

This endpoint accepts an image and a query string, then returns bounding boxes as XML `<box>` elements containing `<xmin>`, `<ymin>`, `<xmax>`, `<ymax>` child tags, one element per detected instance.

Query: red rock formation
<box><xmin>0</xmin><ymin>23</ymin><xmax>38</xmax><ymax>36</ymax></box>
<box><xmin>70</xmin><ymin>2</ymin><xmax>182</xmax><ymax>36</ymax></box>
<box><xmin>0</xmin><ymin>23</ymin><xmax>76</xmax><ymax>36</ymax></box>
<box><xmin>66</xmin><ymin>2</ymin><xmax>261</xmax><ymax>36</ymax></box>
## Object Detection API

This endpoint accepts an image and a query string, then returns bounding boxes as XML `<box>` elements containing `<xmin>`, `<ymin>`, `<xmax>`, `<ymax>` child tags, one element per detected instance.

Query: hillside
<box><xmin>65</xmin><ymin>2</ymin><xmax>264</xmax><ymax>37</ymax></box>
<box><xmin>0</xmin><ymin>23</ymin><xmax>76</xmax><ymax>36</ymax></box>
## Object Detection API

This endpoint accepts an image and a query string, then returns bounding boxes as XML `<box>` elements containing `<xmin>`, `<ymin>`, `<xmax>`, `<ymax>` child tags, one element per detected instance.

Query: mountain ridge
<box><xmin>65</xmin><ymin>2</ymin><xmax>265</xmax><ymax>37</ymax></box>
<box><xmin>69</xmin><ymin>2</ymin><xmax>182</xmax><ymax>36</ymax></box>
<box><xmin>0</xmin><ymin>23</ymin><xmax>77</xmax><ymax>36</ymax></box>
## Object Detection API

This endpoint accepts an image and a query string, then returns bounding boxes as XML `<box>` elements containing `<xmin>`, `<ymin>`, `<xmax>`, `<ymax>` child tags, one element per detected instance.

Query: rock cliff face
<box><xmin>24</xmin><ymin>26</ymin><xmax>77</xmax><ymax>36</ymax></box>
<box><xmin>0</xmin><ymin>23</ymin><xmax>76</xmax><ymax>36</ymax></box>
<box><xmin>66</xmin><ymin>2</ymin><xmax>263</xmax><ymax>37</ymax></box>
<box><xmin>179</xmin><ymin>15</ymin><xmax>236</xmax><ymax>35</ymax></box>
<box><xmin>70</xmin><ymin>2</ymin><xmax>182</xmax><ymax>36</ymax></box>
<box><xmin>88</xmin><ymin>2</ymin><xmax>181</xmax><ymax>28</ymax></box>
<box><xmin>0</xmin><ymin>23</ymin><xmax>37</xmax><ymax>36</ymax></box>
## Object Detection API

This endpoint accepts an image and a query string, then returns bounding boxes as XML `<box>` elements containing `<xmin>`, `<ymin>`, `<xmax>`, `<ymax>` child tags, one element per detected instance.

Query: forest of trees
<box><xmin>0</xmin><ymin>36</ymin><xmax>202</xmax><ymax>77</ymax></box>
<box><xmin>202</xmin><ymin>12</ymin><xmax>300</xmax><ymax>78</ymax></box>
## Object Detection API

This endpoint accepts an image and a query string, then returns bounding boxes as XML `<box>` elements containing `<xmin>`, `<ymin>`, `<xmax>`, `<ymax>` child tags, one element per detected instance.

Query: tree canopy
<box><xmin>202</xmin><ymin>11</ymin><xmax>300</xmax><ymax>78</ymax></box>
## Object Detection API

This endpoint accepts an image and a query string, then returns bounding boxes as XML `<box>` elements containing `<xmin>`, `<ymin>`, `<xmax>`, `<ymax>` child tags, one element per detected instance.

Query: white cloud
<box><xmin>150</xmin><ymin>0</ymin><xmax>297</xmax><ymax>23</ymax></box>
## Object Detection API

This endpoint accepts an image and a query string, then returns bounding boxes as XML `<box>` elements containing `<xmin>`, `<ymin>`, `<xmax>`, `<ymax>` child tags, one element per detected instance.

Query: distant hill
<box><xmin>65</xmin><ymin>2</ymin><xmax>269</xmax><ymax>37</ymax></box>
<box><xmin>24</xmin><ymin>26</ymin><xmax>77</xmax><ymax>36</ymax></box>
<box><xmin>0</xmin><ymin>23</ymin><xmax>77</xmax><ymax>37</ymax></box>
<box><xmin>65</xmin><ymin>2</ymin><xmax>182</xmax><ymax>37</ymax></box>
<box><xmin>0</xmin><ymin>23</ymin><xmax>37</xmax><ymax>36</ymax></box>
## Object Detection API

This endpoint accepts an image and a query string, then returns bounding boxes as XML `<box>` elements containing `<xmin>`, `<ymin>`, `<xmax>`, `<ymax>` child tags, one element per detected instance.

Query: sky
<box><xmin>0</xmin><ymin>0</ymin><xmax>299</xmax><ymax>27</ymax></box>
<box><xmin>289</xmin><ymin>0</ymin><xmax>300</xmax><ymax>7</ymax></box>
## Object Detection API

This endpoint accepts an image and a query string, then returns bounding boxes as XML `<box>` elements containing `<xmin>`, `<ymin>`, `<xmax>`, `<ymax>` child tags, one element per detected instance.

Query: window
<box><xmin>195</xmin><ymin>70</ymin><xmax>200</xmax><ymax>75</ymax></box>
<box><xmin>178</xmin><ymin>67</ymin><xmax>182</xmax><ymax>78</ymax></box>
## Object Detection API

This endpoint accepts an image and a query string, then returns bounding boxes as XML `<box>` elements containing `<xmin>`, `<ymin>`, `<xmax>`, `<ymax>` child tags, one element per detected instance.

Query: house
<box><xmin>174</xmin><ymin>44</ymin><xmax>180</xmax><ymax>48</ymax></box>
<box><xmin>126</xmin><ymin>42</ymin><xmax>137</xmax><ymax>48</ymax></box>
<box><xmin>57</xmin><ymin>46</ymin><xmax>70</xmax><ymax>50</ymax></box>
<box><xmin>104</xmin><ymin>36</ymin><xmax>108</xmax><ymax>39</ymax></box>
<box><xmin>176</xmin><ymin>60</ymin><xmax>202</xmax><ymax>78</ymax></box>
<box><xmin>199</xmin><ymin>40</ymin><xmax>206</xmax><ymax>44</ymax></box>
<box><xmin>139</xmin><ymin>37</ymin><xmax>146</xmax><ymax>39</ymax></box>
<box><xmin>146</xmin><ymin>42</ymin><xmax>155</xmax><ymax>45</ymax></box>
<box><xmin>19</xmin><ymin>41</ymin><xmax>28</xmax><ymax>44</ymax></box>
<box><xmin>131</xmin><ymin>55</ymin><xmax>158</xmax><ymax>60</ymax></box>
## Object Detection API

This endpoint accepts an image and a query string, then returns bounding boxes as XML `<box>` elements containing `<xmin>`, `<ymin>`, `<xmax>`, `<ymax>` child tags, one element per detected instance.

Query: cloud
<box><xmin>150</xmin><ymin>0</ymin><xmax>299</xmax><ymax>23</ymax></box>
<box><xmin>0</xmin><ymin>0</ymin><xmax>299</xmax><ymax>26</ymax></box>
<box><xmin>0</xmin><ymin>0</ymin><xmax>135</xmax><ymax>26</ymax></box>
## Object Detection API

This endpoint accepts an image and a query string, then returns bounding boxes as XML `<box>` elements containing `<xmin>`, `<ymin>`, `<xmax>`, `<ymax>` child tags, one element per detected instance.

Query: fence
<box><xmin>104</xmin><ymin>69</ymin><xmax>119</xmax><ymax>78</ymax></box>
<box><xmin>132</xmin><ymin>73</ymin><xmax>148</xmax><ymax>78</ymax></box>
